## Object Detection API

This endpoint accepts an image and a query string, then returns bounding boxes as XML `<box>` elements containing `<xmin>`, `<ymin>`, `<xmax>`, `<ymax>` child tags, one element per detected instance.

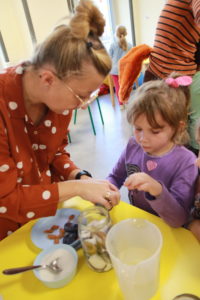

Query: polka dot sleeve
<box><xmin>0</xmin><ymin>184</ymin><xmax>59</xmax><ymax>224</ymax></box>
<box><xmin>0</xmin><ymin>104</ymin><xmax>58</xmax><ymax>229</ymax></box>
<box><xmin>50</xmin><ymin>136</ymin><xmax>78</xmax><ymax>182</ymax></box>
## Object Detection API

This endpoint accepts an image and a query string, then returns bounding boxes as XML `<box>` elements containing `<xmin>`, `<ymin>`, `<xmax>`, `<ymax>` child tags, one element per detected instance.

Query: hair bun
<box><xmin>86</xmin><ymin>4</ymin><xmax>105</xmax><ymax>36</ymax></box>
<box><xmin>70</xmin><ymin>0</ymin><xmax>105</xmax><ymax>39</ymax></box>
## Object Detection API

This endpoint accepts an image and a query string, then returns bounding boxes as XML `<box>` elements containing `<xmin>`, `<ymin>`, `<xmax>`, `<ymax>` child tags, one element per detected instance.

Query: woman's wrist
<box><xmin>58</xmin><ymin>180</ymin><xmax>81</xmax><ymax>202</ymax></box>
<box><xmin>79</xmin><ymin>175</ymin><xmax>93</xmax><ymax>180</ymax></box>
<box><xmin>75</xmin><ymin>170</ymin><xmax>92</xmax><ymax>179</ymax></box>
<box><xmin>68</xmin><ymin>169</ymin><xmax>92</xmax><ymax>180</ymax></box>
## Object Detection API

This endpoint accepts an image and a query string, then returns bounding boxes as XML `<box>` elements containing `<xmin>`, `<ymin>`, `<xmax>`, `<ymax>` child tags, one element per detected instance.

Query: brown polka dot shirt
<box><xmin>0</xmin><ymin>66</ymin><xmax>78</xmax><ymax>239</ymax></box>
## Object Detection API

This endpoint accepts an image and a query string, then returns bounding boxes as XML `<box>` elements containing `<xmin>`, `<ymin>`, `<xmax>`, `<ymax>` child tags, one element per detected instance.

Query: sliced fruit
<box><xmin>88</xmin><ymin>254</ymin><xmax>107</xmax><ymax>271</ymax></box>
<box><xmin>83</xmin><ymin>241</ymin><xmax>97</xmax><ymax>255</ymax></box>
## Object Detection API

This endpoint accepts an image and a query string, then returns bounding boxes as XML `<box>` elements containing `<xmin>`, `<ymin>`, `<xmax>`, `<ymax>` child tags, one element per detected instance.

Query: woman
<box><xmin>0</xmin><ymin>0</ymin><xmax>120</xmax><ymax>240</ymax></box>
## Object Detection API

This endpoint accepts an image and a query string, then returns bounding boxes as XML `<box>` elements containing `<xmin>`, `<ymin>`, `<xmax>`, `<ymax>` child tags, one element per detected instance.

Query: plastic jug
<box><xmin>105</xmin><ymin>218</ymin><xmax>163</xmax><ymax>300</ymax></box>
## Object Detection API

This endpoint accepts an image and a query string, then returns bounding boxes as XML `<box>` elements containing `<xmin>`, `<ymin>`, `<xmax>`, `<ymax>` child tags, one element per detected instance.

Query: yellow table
<box><xmin>0</xmin><ymin>198</ymin><xmax>199</xmax><ymax>300</ymax></box>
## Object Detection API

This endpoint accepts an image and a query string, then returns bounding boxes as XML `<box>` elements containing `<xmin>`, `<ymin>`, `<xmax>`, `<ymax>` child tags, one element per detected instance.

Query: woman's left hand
<box><xmin>124</xmin><ymin>172</ymin><xmax>162</xmax><ymax>197</ymax></box>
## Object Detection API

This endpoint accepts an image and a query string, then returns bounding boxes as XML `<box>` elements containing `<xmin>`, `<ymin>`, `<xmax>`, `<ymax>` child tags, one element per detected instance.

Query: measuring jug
<box><xmin>105</xmin><ymin>218</ymin><xmax>163</xmax><ymax>300</ymax></box>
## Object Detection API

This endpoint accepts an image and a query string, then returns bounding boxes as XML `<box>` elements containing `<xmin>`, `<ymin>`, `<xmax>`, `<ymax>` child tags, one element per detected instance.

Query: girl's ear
<box><xmin>179</xmin><ymin>120</ymin><xmax>186</xmax><ymax>130</ymax></box>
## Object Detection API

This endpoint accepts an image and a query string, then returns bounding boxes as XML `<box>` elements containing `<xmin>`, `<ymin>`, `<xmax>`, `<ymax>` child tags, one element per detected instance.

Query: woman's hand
<box><xmin>58</xmin><ymin>179</ymin><xmax>120</xmax><ymax>210</ymax></box>
<box><xmin>124</xmin><ymin>172</ymin><xmax>162</xmax><ymax>197</ymax></box>
<box><xmin>76</xmin><ymin>179</ymin><xmax>120</xmax><ymax>210</ymax></box>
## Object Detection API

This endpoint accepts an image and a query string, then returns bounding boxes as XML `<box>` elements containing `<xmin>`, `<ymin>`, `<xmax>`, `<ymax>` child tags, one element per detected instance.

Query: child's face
<box><xmin>133</xmin><ymin>112</ymin><xmax>176</xmax><ymax>156</ymax></box>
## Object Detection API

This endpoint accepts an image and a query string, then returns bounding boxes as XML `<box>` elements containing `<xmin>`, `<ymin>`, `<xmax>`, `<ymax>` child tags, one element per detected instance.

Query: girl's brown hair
<box><xmin>29</xmin><ymin>0</ymin><xmax>111</xmax><ymax>79</ymax></box>
<box><xmin>127</xmin><ymin>73</ymin><xmax>191</xmax><ymax>145</ymax></box>
<box><xmin>116</xmin><ymin>25</ymin><xmax>128</xmax><ymax>51</ymax></box>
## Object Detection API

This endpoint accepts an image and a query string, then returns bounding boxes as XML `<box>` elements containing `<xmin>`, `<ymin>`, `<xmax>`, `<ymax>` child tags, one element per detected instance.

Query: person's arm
<box><xmin>124</xmin><ymin>155</ymin><xmax>198</xmax><ymax>227</ymax></box>
<box><xmin>49</xmin><ymin>134</ymin><xmax>82</xmax><ymax>181</ymax></box>
<box><xmin>0</xmin><ymin>111</ymin><xmax>59</xmax><ymax>223</ymax></box>
<box><xmin>106</xmin><ymin>144</ymin><xmax>128</xmax><ymax>189</ymax></box>
<box><xmin>48</xmin><ymin>111</ymin><xmax>85</xmax><ymax>181</ymax></box>
<box><xmin>109</xmin><ymin>43</ymin><xmax>114</xmax><ymax>58</ymax></box>
<box><xmin>46</xmin><ymin>111</ymin><xmax>94</xmax><ymax>181</ymax></box>
<box><xmin>58</xmin><ymin>178</ymin><xmax>120</xmax><ymax>208</ymax></box>
<box><xmin>146</xmin><ymin>161</ymin><xmax>198</xmax><ymax>227</ymax></box>
<box><xmin>146</xmin><ymin>174</ymin><xmax>195</xmax><ymax>227</ymax></box>
<box><xmin>192</xmin><ymin>0</ymin><xmax>200</xmax><ymax>25</ymax></box>
<box><xmin>0</xmin><ymin>127</ymin><xmax>119</xmax><ymax>229</ymax></box>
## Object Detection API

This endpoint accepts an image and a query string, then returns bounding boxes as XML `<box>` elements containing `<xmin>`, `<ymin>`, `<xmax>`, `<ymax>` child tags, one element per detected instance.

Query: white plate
<box><xmin>31</xmin><ymin>208</ymin><xmax>80</xmax><ymax>249</ymax></box>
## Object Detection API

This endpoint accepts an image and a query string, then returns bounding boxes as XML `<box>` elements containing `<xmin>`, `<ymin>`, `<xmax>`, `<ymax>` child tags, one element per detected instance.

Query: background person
<box><xmin>188</xmin><ymin>42</ymin><xmax>200</xmax><ymax>155</ymax></box>
<box><xmin>144</xmin><ymin>0</ymin><xmax>200</xmax><ymax>82</ymax></box>
<box><xmin>109</xmin><ymin>25</ymin><xmax>132</xmax><ymax>109</ymax></box>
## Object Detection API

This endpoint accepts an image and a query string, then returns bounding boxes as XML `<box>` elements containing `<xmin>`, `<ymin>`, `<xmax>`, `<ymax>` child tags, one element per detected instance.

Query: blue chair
<box><xmin>133</xmin><ymin>72</ymin><xmax>144</xmax><ymax>89</ymax></box>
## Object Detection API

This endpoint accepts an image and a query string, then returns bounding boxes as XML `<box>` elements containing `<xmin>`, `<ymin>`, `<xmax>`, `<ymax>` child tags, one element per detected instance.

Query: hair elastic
<box><xmin>165</xmin><ymin>76</ymin><xmax>192</xmax><ymax>88</ymax></box>
<box><xmin>86</xmin><ymin>41</ymin><xmax>93</xmax><ymax>49</ymax></box>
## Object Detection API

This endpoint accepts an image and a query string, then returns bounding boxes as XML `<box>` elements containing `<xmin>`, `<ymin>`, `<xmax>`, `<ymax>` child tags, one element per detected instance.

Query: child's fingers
<box><xmin>124</xmin><ymin>176</ymin><xmax>133</xmax><ymax>186</ymax></box>
<box><xmin>124</xmin><ymin>181</ymin><xmax>140</xmax><ymax>190</ymax></box>
<box><xmin>123</xmin><ymin>181</ymin><xmax>134</xmax><ymax>189</ymax></box>
<box><xmin>135</xmin><ymin>183</ymin><xmax>149</xmax><ymax>192</ymax></box>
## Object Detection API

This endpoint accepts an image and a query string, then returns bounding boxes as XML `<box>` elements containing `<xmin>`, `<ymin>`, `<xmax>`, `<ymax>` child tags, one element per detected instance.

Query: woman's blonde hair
<box><xmin>29</xmin><ymin>0</ymin><xmax>111</xmax><ymax>79</ymax></box>
<box><xmin>116</xmin><ymin>25</ymin><xmax>128</xmax><ymax>51</ymax></box>
<box><xmin>127</xmin><ymin>73</ymin><xmax>191</xmax><ymax>145</ymax></box>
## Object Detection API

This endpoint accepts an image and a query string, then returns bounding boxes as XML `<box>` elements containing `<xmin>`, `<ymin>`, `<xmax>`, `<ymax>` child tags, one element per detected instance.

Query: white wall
<box><xmin>0</xmin><ymin>0</ymin><xmax>166</xmax><ymax>65</ymax></box>
<box><xmin>0</xmin><ymin>0</ymin><xmax>33</xmax><ymax>65</ymax></box>
<box><xmin>27</xmin><ymin>0</ymin><xmax>70</xmax><ymax>43</ymax></box>
<box><xmin>132</xmin><ymin>0</ymin><xmax>166</xmax><ymax>46</ymax></box>
<box><xmin>0</xmin><ymin>0</ymin><xmax>70</xmax><ymax>65</ymax></box>
<box><xmin>110</xmin><ymin>0</ymin><xmax>166</xmax><ymax>46</ymax></box>
<box><xmin>110</xmin><ymin>0</ymin><xmax>133</xmax><ymax>44</ymax></box>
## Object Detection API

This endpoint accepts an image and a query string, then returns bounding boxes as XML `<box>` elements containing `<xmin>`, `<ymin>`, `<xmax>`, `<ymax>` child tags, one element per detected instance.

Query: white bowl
<box><xmin>33</xmin><ymin>244</ymin><xmax>78</xmax><ymax>288</ymax></box>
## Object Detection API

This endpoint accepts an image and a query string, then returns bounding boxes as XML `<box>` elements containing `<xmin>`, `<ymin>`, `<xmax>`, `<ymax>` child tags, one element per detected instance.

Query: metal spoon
<box><xmin>2</xmin><ymin>257</ymin><xmax>61</xmax><ymax>275</ymax></box>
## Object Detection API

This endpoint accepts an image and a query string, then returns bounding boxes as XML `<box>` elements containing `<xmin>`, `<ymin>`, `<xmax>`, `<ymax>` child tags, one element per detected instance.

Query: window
<box><xmin>92</xmin><ymin>0</ymin><xmax>114</xmax><ymax>50</ymax></box>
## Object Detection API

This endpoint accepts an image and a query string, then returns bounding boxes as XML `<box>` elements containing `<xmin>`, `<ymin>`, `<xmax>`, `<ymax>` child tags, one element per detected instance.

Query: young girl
<box><xmin>109</xmin><ymin>25</ymin><xmax>132</xmax><ymax>109</ymax></box>
<box><xmin>107</xmin><ymin>75</ymin><xmax>198</xmax><ymax>227</ymax></box>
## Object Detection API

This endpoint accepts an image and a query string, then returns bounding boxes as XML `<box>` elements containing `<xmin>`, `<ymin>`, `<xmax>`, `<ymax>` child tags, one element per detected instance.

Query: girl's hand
<box><xmin>123</xmin><ymin>172</ymin><xmax>162</xmax><ymax>197</ymax></box>
<box><xmin>75</xmin><ymin>179</ymin><xmax>120</xmax><ymax>210</ymax></box>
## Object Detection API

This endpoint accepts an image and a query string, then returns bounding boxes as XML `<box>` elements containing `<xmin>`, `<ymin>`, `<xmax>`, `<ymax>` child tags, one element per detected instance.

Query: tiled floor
<box><xmin>67</xmin><ymin>93</ymin><xmax>133</xmax><ymax>203</ymax></box>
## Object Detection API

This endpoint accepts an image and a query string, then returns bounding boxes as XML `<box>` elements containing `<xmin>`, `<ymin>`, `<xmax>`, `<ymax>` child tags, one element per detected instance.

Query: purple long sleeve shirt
<box><xmin>107</xmin><ymin>137</ymin><xmax>198</xmax><ymax>227</ymax></box>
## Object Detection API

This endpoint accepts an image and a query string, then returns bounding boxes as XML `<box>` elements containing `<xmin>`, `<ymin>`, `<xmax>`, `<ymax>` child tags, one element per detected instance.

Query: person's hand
<box><xmin>123</xmin><ymin>172</ymin><xmax>162</xmax><ymax>197</ymax></box>
<box><xmin>76</xmin><ymin>179</ymin><xmax>120</xmax><ymax>210</ymax></box>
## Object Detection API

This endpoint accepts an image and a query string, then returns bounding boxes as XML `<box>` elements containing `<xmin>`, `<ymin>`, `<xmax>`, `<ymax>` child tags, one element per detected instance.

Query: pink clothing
<box><xmin>111</xmin><ymin>75</ymin><xmax>123</xmax><ymax>105</ymax></box>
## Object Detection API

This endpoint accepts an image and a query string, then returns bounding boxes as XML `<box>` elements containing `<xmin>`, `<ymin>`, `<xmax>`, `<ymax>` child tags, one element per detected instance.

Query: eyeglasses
<box><xmin>63</xmin><ymin>83</ymin><xmax>99</xmax><ymax>108</ymax></box>
<box><xmin>41</xmin><ymin>68</ymin><xmax>99</xmax><ymax>108</ymax></box>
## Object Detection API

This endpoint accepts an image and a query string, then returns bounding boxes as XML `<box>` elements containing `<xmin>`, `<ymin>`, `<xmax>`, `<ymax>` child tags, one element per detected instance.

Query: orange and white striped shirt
<box><xmin>148</xmin><ymin>0</ymin><xmax>200</xmax><ymax>78</ymax></box>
